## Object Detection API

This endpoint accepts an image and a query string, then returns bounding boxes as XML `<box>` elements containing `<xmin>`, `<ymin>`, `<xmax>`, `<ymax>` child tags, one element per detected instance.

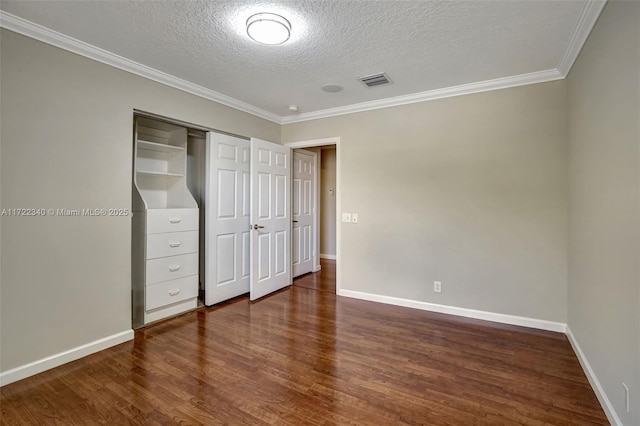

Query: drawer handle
<box><xmin>169</xmin><ymin>241</ymin><xmax>182</xmax><ymax>248</ymax></box>
<box><xmin>168</xmin><ymin>265</ymin><xmax>181</xmax><ymax>272</ymax></box>
<box><xmin>169</xmin><ymin>218</ymin><xmax>182</xmax><ymax>224</ymax></box>
<box><xmin>169</xmin><ymin>289</ymin><xmax>181</xmax><ymax>296</ymax></box>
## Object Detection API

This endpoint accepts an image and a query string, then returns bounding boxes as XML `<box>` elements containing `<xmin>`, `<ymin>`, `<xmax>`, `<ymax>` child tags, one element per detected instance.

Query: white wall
<box><xmin>320</xmin><ymin>148</ymin><xmax>337</xmax><ymax>257</ymax></box>
<box><xmin>567</xmin><ymin>1</ymin><xmax>640</xmax><ymax>424</ymax></box>
<box><xmin>283</xmin><ymin>80</ymin><xmax>569</xmax><ymax>323</ymax></box>
<box><xmin>0</xmin><ymin>29</ymin><xmax>280</xmax><ymax>373</ymax></box>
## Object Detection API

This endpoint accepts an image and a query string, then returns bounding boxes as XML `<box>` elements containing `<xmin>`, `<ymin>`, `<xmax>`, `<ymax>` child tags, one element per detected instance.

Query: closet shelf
<box><xmin>138</xmin><ymin>140</ymin><xmax>185</xmax><ymax>153</ymax></box>
<box><xmin>137</xmin><ymin>170</ymin><xmax>185</xmax><ymax>177</ymax></box>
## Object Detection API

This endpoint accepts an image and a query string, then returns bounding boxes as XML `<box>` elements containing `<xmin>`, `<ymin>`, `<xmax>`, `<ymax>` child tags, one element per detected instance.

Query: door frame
<box><xmin>284</xmin><ymin>137</ymin><xmax>341</xmax><ymax>294</ymax></box>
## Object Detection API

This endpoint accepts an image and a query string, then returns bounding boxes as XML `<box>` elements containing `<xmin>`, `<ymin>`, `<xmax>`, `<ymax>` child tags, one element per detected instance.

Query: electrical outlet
<box><xmin>352</xmin><ymin>213</ymin><xmax>358</xmax><ymax>223</ymax></box>
<box><xmin>434</xmin><ymin>281</ymin><xmax>442</xmax><ymax>293</ymax></box>
<box><xmin>341</xmin><ymin>213</ymin><xmax>352</xmax><ymax>223</ymax></box>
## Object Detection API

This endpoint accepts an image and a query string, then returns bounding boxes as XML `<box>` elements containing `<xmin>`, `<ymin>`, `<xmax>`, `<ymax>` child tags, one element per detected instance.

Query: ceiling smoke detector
<box><xmin>358</xmin><ymin>72</ymin><xmax>392</xmax><ymax>87</ymax></box>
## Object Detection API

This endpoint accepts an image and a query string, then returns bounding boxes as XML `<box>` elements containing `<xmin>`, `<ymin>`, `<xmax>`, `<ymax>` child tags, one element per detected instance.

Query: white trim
<box><xmin>0</xmin><ymin>329</ymin><xmax>134</xmax><ymax>387</ymax></box>
<box><xmin>284</xmin><ymin>138</ymin><xmax>341</xmax><ymax>294</ymax></box>
<box><xmin>566</xmin><ymin>326</ymin><xmax>622</xmax><ymax>426</ymax></box>
<box><xmin>280</xmin><ymin>69</ymin><xmax>563</xmax><ymax>124</ymax></box>
<box><xmin>285</xmin><ymin>138</ymin><xmax>338</xmax><ymax>149</ymax></box>
<box><xmin>320</xmin><ymin>254</ymin><xmax>337</xmax><ymax>260</ymax></box>
<box><xmin>313</xmin><ymin>265</ymin><xmax>322</xmax><ymax>272</ymax></box>
<box><xmin>557</xmin><ymin>0</ymin><xmax>608</xmax><ymax>76</ymax></box>
<box><xmin>0</xmin><ymin>11</ymin><xmax>280</xmax><ymax>124</ymax></box>
<box><xmin>338</xmin><ymin>289</ymin><xmax>566</xmax><ymax>333</ymax></box>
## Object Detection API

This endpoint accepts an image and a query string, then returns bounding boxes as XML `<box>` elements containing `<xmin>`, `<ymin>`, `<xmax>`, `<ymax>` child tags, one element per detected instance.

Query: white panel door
<box><xmin>292</xmin><ymin>150</ymin><xmax>316</xmax><ymax>277</ymax></box>
<box><xmin>250</xmin><ymin>138</ymin><xmax>292</xmax><ymax>301</ymax></box>
<box><xmin>205</xmin><ymin>132</ymin><xmax>251</xmax><ymax>305</ymax></box>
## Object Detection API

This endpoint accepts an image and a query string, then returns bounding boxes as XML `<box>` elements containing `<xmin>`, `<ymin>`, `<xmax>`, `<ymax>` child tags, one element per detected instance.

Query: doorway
<box><xmin>293</xmin><ymin>258</ymin><xmax>336</xmax><ymax>293</ymax></box>
<box><xmin>285</xmin><ymin>137</ymin><xmax>341</xmax><ymax>295</ymax></box>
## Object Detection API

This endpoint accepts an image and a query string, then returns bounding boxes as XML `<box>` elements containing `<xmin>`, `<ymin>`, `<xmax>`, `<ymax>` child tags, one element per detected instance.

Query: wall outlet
<box><xmin>434</xmin><ymin>281</ymin><xmax>442</xmax><ymax>293</ymax></box>
<box><xmin>341</xmin><ymin>213</ymin><xmax>352</xmax><ymax>223</ymax></box>
<box><xmin>352</xmin><ymin>213</ymin><xmax>358</xmax><ymax>223</ymax></box>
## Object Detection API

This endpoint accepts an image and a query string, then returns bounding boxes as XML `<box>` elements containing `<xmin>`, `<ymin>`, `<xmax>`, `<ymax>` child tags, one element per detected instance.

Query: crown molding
<box><xmin>1</xmin><ymin>1</ymin><xmax>606</xmax><ymax>126</ymax></box>
<box><xmin>0</xmin><ymin>11</ymin><xmax>281</xmax><ymax>124</ymax></box>
<box><xmin>558</xmin><ymin>0</ymin><xmax>607</xmax><ymax>76</ymax></box>
<box><xmin>280</xmin><ymin>69</ymin><xmax>564</xmax><ymax>124</ymax></box>
<box><xmin>281</xmin><ymin>0</ymin><xmax>607</xmax><ymax>125</ymax></box>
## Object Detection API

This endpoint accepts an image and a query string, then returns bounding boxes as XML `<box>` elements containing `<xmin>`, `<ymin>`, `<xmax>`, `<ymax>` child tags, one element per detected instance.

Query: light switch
<box><xmin>352</xmin><ymin>213</ymin><xmax>358</xmax><ymax>223</ymax></box>
<box><xmin>342</xmin><ymin>213</ymin><xmax>352</xmax><ymax>223</ymax></box>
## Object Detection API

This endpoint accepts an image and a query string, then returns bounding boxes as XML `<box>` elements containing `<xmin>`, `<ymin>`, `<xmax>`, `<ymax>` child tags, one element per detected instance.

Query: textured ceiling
<box><xmin>1</xmin><ymin>1</ymin><xmax>591</xmax><ymax>120</ymax></box>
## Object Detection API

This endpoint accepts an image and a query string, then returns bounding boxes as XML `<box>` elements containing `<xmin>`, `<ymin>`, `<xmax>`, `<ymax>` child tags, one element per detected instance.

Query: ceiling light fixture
<box><xmin>246</xmin><ymin>13</ymin><xmax>291</xmax><ymax>45</ymax></box>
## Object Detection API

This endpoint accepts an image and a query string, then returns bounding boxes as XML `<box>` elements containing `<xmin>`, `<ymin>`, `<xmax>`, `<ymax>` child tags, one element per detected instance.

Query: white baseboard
<box><xmin>320</xmin><ymin>254</ymin><xmax>336</xmax><ymax>260</ymax></box>
<box><xmin>313</xmin><ymin>265</ymin><xmax>322</xmax><ymax>272</ymax></box>
<box><xmin>0</xmin><ymin>329</ymin><xmax>134</xmax><ymax>387</ymax></box>
<box><xmin>566</xmin><ymin>326</ymin><xmax>622</xmax><ymax>426</ymax></box>
<box><xmin>337</xmin><ymin>289</ymin><xmax>566</xmax><ymax>332</ymax></box>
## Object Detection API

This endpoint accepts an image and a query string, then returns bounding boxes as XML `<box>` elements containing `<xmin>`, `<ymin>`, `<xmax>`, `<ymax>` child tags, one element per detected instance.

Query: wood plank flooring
<box><xmin>1</xmin><ymin>260</ymin><xmax>608</xmax><ymax>425</ymax></box>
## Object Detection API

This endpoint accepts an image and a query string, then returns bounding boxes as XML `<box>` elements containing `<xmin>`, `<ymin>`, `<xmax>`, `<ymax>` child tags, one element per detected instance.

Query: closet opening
<box><xmin>131</xmin><ymin>111</ymin><xmax>249</xmax><ymax>328</ymax></box>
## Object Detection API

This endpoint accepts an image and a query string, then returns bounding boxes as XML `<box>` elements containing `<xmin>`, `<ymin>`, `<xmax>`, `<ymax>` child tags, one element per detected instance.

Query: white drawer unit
<box><xmin>146</xmin><ymin>231</ymin><xmax>198</xmax><ymax>259</ymax></box>
<box><xmin>132</xmin><ymin>117</ymin><xmax>200</xmax><ymax>328</ymax></box>
<box><xmin>146</xmin><ymin>208</ymin><xmax>199</xmax><ymax>234</ymax></box>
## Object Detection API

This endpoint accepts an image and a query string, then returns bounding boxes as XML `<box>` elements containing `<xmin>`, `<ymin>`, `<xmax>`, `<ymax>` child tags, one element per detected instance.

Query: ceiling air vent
<box><xmin>358</xmin><ymin>72</ymin><xmax>392</xmax><ymax>87</ymax></box>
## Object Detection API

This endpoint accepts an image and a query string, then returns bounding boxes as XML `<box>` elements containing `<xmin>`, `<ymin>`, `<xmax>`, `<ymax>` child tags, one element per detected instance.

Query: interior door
<box><xmin>249</xmin><ymin>138</ymin><xmax>292</xmax><ymax>301</ymax></box>
<box><xmin>204</xmin><ymin>132</ymin><xmax>251</xmax><ymax>305</ymax></box>
<box><xmin>292</xmin><ymin>149</ymin><xmax>316</xmax><ymax>277</ymax></box>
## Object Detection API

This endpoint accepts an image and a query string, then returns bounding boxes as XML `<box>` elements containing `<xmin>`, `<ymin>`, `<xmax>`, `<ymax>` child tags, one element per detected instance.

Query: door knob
<box><xmin>252</xmin><ymin>224</ymin><xmax>265</xmax><ymax>230</ymax></box>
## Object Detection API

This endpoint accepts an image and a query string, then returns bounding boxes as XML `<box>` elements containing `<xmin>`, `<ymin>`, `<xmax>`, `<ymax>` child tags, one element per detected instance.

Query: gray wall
<box><xmin>320</xmin><ymin>148</ymin><xmax>337</xmax><ymax>257</ymax></box>
<box><xmin>283</xmin><ymin>81</ymin><xmax>569</xmax><ymax>322</ymax></box>
<box><xmin>0</xmin><ymin>30</ymin><xmax>280</xmax><ymax>372</ymax></box>
<box><xmin>567</xmin><ymin>1</ymin><xmax>640</xmax><ymax>424</ymax></box>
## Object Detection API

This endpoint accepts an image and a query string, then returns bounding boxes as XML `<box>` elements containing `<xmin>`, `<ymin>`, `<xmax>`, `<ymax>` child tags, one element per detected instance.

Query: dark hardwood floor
<box><xmin>1</xmin><ymin>259</ymin><xmax>607</xmax><ymax>425</ymax></box>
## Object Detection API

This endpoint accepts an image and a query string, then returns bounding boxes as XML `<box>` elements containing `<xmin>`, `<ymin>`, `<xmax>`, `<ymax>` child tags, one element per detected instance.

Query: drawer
<box><xmin>146</xmin><ymin>253</ymin><xmax>198</xmax><ymax>285</ymax></box>
<box><xmin>147</xmin><ymin>208</ymin><xmax>198</xmax><ymax>234</ymax></box>
<box><xmin>144</xmin><ymin>298</ymin><xmax>198</xmax><ymax>324</ymax></box>
<box><xmin>146</xmin><ymin>231</ymin><xmax>198</xmax><ymax>259</ymax></box>
<box><xmin>146</xmin><ymin>275</ymin><xmax>198</xmax><ymax>311</ymax></box>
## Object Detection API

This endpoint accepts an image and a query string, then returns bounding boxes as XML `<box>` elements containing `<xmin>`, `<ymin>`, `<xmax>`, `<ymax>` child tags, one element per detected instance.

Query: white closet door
<box><xmin>249</xmin><ymin>138</ymin><xmax>292</xmax><ymax>301</ymax></box>
<box><xmin>204</xmin><ymin>132</ymin><xmax>251</xmax><ymax>306</ymax></box>
<box><xmin>292</xmin><ymin>149</ymin><xmax>316</xmax><ymax>277</ymax></box>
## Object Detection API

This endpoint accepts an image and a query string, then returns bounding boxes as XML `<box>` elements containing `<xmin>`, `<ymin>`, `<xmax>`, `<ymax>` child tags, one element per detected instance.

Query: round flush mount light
<box><xmin>321</xmin><ymin>84</ymin><xmax>343</xmax><ymax>93</ymax></box>
<box><xmin>246</xmin><ymin>13</ymin><xmax>291</xmax><ymax>45</ymax></box>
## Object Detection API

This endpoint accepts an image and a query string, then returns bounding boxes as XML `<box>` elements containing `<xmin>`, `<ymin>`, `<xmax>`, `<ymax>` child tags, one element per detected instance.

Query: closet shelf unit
<box><xmin>132</xmin><ymin>116</ymin><xmax>199</xmax><ymax>328</ymax></box>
